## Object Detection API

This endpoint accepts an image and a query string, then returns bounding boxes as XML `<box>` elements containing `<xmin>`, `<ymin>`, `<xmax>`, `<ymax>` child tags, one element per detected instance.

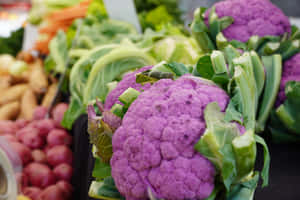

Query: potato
<box><xmin>20</xmin><ymin>89</ymin><xmax>38</xmax><ymax>120</ymax></box>
<box><xmin>29</xmin><ymin>60</ymin><xmax>48</xmax><ymax>94</ymax></box>
<box><xmin>0</xmin><ymin>76</ymin><xmax>11</xmax><ymax>93</ymax></box>
<box><xmin>0</xmin><ymin>84</ymin><xmax>28</xmax><ymax>105</ymax></box>
<box><xmin>0</xmin><ymin>101</ymin><xmax>20</xmax><ymax>120</ymax></box>
<box><xmin>41</xmin><ymin>83</ymin><xmax>58</xmax><ymax>108</ymax></box>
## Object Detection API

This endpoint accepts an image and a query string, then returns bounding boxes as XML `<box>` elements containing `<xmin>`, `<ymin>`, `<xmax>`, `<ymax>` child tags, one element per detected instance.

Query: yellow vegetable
<box><xmin>0</xmin><ymin>84</ymin><xmax>28</xmax><ymax>105</ymax></box>
<box><xmin>17</xmin><ymin>195</ymin><xmax>32</xmax><ymax>200</ymax></box>
<box><xmin>29</xmin><ymin>59</ymin><xmax>48</xmax><ymax>94</ymax></box>
<box><xmin>0</xmin><ymin>101</ymin><xmax>20</xmax><ymax>120</ymax></box>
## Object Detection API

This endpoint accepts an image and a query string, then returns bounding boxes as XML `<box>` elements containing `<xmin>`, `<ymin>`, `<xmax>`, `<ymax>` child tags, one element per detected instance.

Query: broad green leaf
<box><xmin>92</xmin><ymin>158</ymin><xmax>111</xmax><ymax>180</ymax></box>
<box><xmin>275</xmin><ymin>81</ymin><xmax>300</xmax><ymax>134</ymax></box>
<box><xmin>84</xmin><ymin>47</ymin><xmax>156</xmax><ymax>104</ymax></box>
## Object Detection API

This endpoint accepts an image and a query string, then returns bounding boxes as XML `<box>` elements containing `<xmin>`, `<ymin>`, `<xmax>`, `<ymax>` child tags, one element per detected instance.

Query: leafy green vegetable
<box><xmin>135</xmin><ymin>0</ymin><xmax>182</xmax><ymax>31</ymax></box>
<box><xmin>46</xmin><ymin>30</ymin><xmax>68</xmax><ymax>74</ymax></box>
<box><xmin>0</xmin><ymin>28</ymin><xmax>24</xmax><ymax>56</ymax></box>
<box><xmin>89</xmin><ymin>177</ymin><xmax>124</xmax><ymax>200</ymax></box>
<box><xmin>275</xmin><ymin>81</ymin><xmax>300</xmax><ymax>134</ymax></box>
<box><xmin>195</xmin><ymin>103</ymin><xmax>256</xmax><ymax>191</ymax></box>
<box><xmin>151</xmin><ymin>36</ymin><xmax>201</xmax><ymax>65</ymax></box>
<box><xmin>92</xmin><ymin>158</ymin><xmax>112</xmax><ymax>180</ymax></box>
<box><xmin>268</xmin><ymin>81</ymin><xmax>300</xmax><ymax>141</ymax></box>
<box><xmin>84</xmin><ymin>46</ymin><xmax>155</xmax><ymax>104</ymax></box>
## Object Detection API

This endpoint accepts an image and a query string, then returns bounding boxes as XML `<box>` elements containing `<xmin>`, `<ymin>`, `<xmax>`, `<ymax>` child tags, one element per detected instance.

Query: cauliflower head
<box><xmin>276</xmin><ymin>53</ymin><xmax>300</xmax><ymax>106</ymax></box>
<box><xmin>205</xmin><ymin>0</ymin><xmax>291</xmax><ymax>42</ymax></box>
<box><xmin>104</xmin><ymin>66</ymin><xmax>152</xmax><ymax>110</ymax></box>
<box><xmin>110</xmin><ymin>76</ymin><xmax>230</xmax><ymax>200</ymax></box>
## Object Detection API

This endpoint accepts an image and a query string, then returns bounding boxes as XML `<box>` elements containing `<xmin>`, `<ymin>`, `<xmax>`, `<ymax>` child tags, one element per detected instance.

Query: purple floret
<box><xmin>104</xmin><ymin>66</ymin><xmax>153</xmax><ymax>109</ymax></box>
<box><xmin>205</xmin><ymin>0</ymin><xmax>291</xmax><ymax>42</ymax></box>
<box><xmin>276</xmin><ymin>53</ymin><xmax>300</xmax><ymax>106</ymax></box>
<box><xmin>111</xmin><ymin>76</ymin><xmax>230</xmax><ymax>200</ymax></box>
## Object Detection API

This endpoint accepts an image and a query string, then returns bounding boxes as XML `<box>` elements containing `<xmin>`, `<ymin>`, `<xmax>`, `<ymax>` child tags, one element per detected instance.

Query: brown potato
<box><xmin>20</xmin><ymin>89</ymin><xmax>38</xmax><ymax>120</ymax></box>
<box><xmin>42</xmin><ymin>83</ymin><xmax>58</xmax><ymax>108</ymax></box>
<box><xmin>0</xmin><ymin>101</ymin><xmax>20</xmax><ymax>120</ymax></box>
<box><xmin>0</xmin><ymin>84</ymin><xmax>28</xmax><ymax>105</ymax></box>
<box><xmin>29</xmin><ymin>59</ymin><xmax>48</xmax><ymax>94</ymax></box>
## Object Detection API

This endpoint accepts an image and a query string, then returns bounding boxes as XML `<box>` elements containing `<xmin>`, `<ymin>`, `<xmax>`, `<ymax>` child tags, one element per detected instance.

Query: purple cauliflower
<box><xmin>276</xmin><ymin>53</ymin><xmax>300</xmax><ymax>106</ymax></box>
<box><xmin>110</xmin><ymin>76</ymin><xmax>230</xmax><ymax>200</ymax></box>
<box><xmin>205</xmin><ymin>0</ymin><xmax>291</xmax><ymax>42</ymax></box>
<box><xmin>104</xmin><ymin>66</ymin><xmax>152</xmax><ymax>110</ymax></box>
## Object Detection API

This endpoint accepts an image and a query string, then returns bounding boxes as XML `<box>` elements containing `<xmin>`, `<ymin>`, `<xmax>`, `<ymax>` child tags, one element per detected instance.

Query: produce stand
<box><xmin>1</xmin><ymin>0</ymin><xmax>300</xmax><ymax>200</ymax></box>
<box><xmin>71</xmin><ymin>117</ymin><xmax>300</xmax><ymax>200</ymax></box>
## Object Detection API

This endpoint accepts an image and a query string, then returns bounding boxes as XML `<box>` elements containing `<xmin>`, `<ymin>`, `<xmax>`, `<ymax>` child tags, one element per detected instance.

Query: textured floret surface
<box><xmin>205</xmin><ymin>0</ymin><xmax>291</xmax><ymax>42</ymax></box>
<box><xmin>111</xmin><ymin>76</ymin><xmax>230</xmax><ymax>200</ymax></box>
<box><xmin>276</xmin><ymin>53</ymin><xmax>300</xmax><ymax>106</ymax></box>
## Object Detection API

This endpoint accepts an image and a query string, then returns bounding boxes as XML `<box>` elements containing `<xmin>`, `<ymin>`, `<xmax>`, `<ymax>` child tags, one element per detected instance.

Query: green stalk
<box><xmin>259</xmin><ymin>42</ymin><xmax>280</xmax><ymax>55</ymax></box>
<box><xmin>233</xmin><ymin>53</ymin><xmax>258</xmax><ymax>115</ymax></box>
<box><xmin>233</xmin><ymin>66</ymin><xmax>256</xmax><ymax>130</ymax></box>
<box><xmin>191</xmin><ymin>8</ymin><xmax>216</xmax><ymax>53</ymax></box>
<box><xmin>223</xmin><ymin>45</ymin><xmax>241</xmax><ymax>77</ymax></box>
<box><xmin>216</xmin><ymin>32</ymin><xmax>229</xmax><ymax>50</ymax></box>
<box><xmin>118</xmin><ymin>88</ymin><xmax>140</xmax><ymax>108</ymax></box>
<box><xmin>111</xmin><ymin>104</ymin><xmax>124</xmax><ymax>118</ymax></box>
<box><xmin>256</xmin><ymin>55</ymin><xmax>282</xmax><ymax>132</ymax></box>
<box><xmin>247</xmin><ymin>35</ymin><xmax>261</xmax><ymax>51</ymax></box>
<box><xmin>232</xmin><ymin>130</ymin><xmax>256</xmax><ymax>180</ymax></box>
<box><xmin>250</xmin><ymin>51</ymin><xmax>265</xmax><ymax>98</ymax></box>
<box><xmin>211</xmin><ymin>50</ymin><xmax>228</xmax><ymax>74</ymax></box>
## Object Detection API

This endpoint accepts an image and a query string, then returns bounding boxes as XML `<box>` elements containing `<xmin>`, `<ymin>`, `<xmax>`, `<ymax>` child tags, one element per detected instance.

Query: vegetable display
<box><xmin>191</xmin><ymin>0</ymin><xmax>300</xmax><ymax>143</ymax></box>
<box><xmin>87</xmin><ymin>54</ymin><xmax>270</xmax><ymax>199</ymax></box>
<box><xmin>0</xmin><ymin>55</ymin><xmax>57</xmax><ymax>121</ymax></box>
<box><xmin>0</xmin><ymin>103</ymin><xmax>73</xmax><ymax>200</ymax></box>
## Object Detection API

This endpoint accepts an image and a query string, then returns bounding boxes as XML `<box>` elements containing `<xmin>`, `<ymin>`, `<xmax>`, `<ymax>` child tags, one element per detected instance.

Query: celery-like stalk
<box><xmin>256</xmin><ymin>55</ymin><xmax>282</xmax><ymax>132</ymax></box>
<box><xmin>223</xmin><ymin>45</ymin><xmax>241</xmax><ymax>76</ymax></box>
<box><xmin>110</xmin><ymin>104</ymin><xmax>124</xmax><ymax>118</ymax></box>
<box><xmin>211</xmin><ymin>50</ymin><xmax>228</xmax><ymax>74</ymax></box>
<box><xmin>118</xmin><ymin>88</ymin><xmax>140</xmax><ymax>107</ymax></box>
<box><xmin>233</xmin><ymin>66</ymin><xmax>256</xmax><ymax>130</ymax></box>
<box><xmin>216</xmin><ymin>32</ymin><xmax>229</xmax><ymax>50</ymax></box>
<box><xmin>250</xmin><ymin>51</ymin><xmax>265</xmax><ymax>98</ymax></box>
<box><xmin>232</xmin><ymin>130</ymin><xmax>256</xmax><ymax>180</ymax></box>
<box><xmin>191</xmin><ymin>8</ymin><xmax>215</xmax><ymax>53</ymax></box>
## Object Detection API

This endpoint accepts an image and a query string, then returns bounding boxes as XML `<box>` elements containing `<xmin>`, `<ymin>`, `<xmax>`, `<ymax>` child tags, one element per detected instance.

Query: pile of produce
<box><xmin>190</xmin><ymin>0</ymin><xmax>300</xmax><ymax>142</ymax></box>
<box><xmin>0</xmin><ymin>103</ymin><xmax>73</xmax><ymax>200</ymax></box>
<box><xmin>87</xmin><ymin>55</ymin><xmax>270</xmax><ymax>199</ymax></box>
<box><xmin>34</xmin><ymin>0</ymin><xmax>92</xmax><ymax>54</ymax></box>
<box><xmin>0</xmin><ymin>54</ymin><xmax>57</xmax><ymax>121</ymax></box>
